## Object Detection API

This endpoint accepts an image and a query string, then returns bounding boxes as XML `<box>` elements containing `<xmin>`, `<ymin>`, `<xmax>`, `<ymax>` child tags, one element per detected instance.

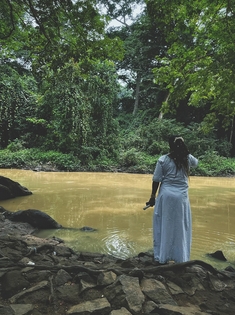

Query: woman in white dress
<box><xmin>146</xmin><ymin>136</ymin><xmax>198</xmax><ymax>264</ymax></box>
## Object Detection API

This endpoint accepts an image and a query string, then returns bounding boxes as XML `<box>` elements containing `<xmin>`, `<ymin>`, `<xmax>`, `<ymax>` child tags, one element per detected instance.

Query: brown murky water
<box><xmin>1</xmin><ymin>169</ymin><xmax>235</xmax><ymax>269</ymax></box>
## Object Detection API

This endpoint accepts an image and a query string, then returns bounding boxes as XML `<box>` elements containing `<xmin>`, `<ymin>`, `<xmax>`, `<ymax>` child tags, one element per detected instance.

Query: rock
<box><xmin>104</xmin><ymin>275</ymin><xmax>145</xmax><ymax>314</ymax></box>
<box><xmin>0</xmin><ymin>218</ymin><xmax>235</xmax><ymax>315</ymax></box>
<box><xmin>9</xmin><ymin>280</ymin><xmax>49</xmax><ymax>304</ymax></box>
<box><xmin>97</xmin><ymin>271</ymin><xmax>117</xmax><ymax>286</ymax></box>
<box><xmin>66</xmin><ymin>297</ymin><xmax>111</xmax><ymax>314</ymax></box>
<box><xmin>2</xmin><ymin>270</ymin><xmax>30</xmax><ymax>298</ymax></box>
<box><xmin>54</xmin><ymin>269</ymin><xmax>72</xmax><ymax>286</ymax></box>
<box><xmin>141</xmin><ymin>278</ymin><xmax>177</xmax><ymax>305</ymax></box>
<box><xmin>156</xmin><ymin>303</ymin><xmax>210</xmax><ymax>315</ymax></box>
<box><xmin>0</xmin><ymin>207</ymin><xmax>97</xmax><ymax>232</ymax></box>
<box><xmin>79</xmin><ymin>226</ymin><xmax>97</xmax><ymax>232</ymax></box>
<box><xmin>0</xmin><ymin>208</ymin><xmax>62</xmax><ymax>229</ymax></box>
<box><xmin>10</xmin><ymin>304</ymin><xmax>34</xmax><ymax>315</ymax></box>
<box><xmin>208</xmin><ymin>250</ymin><xmax>227</xmax><ymax>261</ymax></box>
<box><xmin>0</xmin><ymin>305</ymin><xmax>14</xmax><ymax>315</ymax></box>
<box><xmin>110</xmin><ymin>307</ymin><xmax>132</xmax><ymax>315</ymax></box>
<box><xmin>0</xmin><ymin>176</ymin><xmax>32</xmax><ymax>200</ymax></box>
<box><xmin>57</xmin><ymin>284</ymin><xmax>80</xmax><ymax>303</ymax></box>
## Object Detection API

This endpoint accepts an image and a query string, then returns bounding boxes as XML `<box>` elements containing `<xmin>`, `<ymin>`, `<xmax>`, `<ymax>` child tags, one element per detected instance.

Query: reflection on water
<box><xmin>0</xmin><ymin>169</ymin><xmax>235</xmax><ymax>269</ymax></box>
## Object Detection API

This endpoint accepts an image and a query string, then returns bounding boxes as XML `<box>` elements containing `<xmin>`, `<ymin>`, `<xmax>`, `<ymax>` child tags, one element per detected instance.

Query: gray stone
<box><xmin>157</xmin><ymin>303</ymin><xmax>210</xmax><ymax>315</ymax></box>
<box><xmin>10</xmin><ymin>304</ymin><xmax>34</xmax><ymax>315</ymax></box>
<box><xmin>75</xmin><ymin>271</ymin><xmax>94</xmax><ymax>283</ymax></box>
<box><xmin>142</xmin><ymin>300</ymin><xmax>158</xmax><ymax>314</ymax></box>
<box><xmin>57</xmin><ymin>284</ymin><xmax>80</xmax><ymax>303</ymax></box>
<box><xmin>2</xmin><ymin>270</ymin><xmax>30</xmax><ymax>298</ymax></box>
<box><xmin>209</xmin><ymin>273</ymin><xmax>227</xmax><ymax>292</ymax></box>
<box><xmin>110</xmin><ymin>307</ymin><xmax>132</xmax><ymax>315</ymax></box>
<box><xmin>9</xmin><ymin>281</ymin><xmax>49</xmax><ymax>303</ymax></box>
<box><xmin>55</xmin><ymin>269</ymin><xmax>72</xmax><ymax>286</ymax></box>
<box><xmin>103</xmin><ymin>281</ymin><xmax>125</xmax><ymax>307</ymax></box>
<box><xmin>166</xmin><ymin>280</ymin><xmax>184</xmax><ymax>295</ymax></box>
<box><xmin>67</xmin><ymin>297</ymin><xmax>111</xmax><ymax>314</ymax></box>
<box><xmin>118</xmin><ymin>275</ymin><xmax>145</xmax><ymax>314</ymax></box>
<box><xmin>54</xmin><ymin>246</ymin><xmax>73</xmax><ymax>257</ymax></box>
<box><xmin>25</xmin><ymin>270</ymin><xmax>52</xmax><ymax>282</ymax></box>
<box><xmin>80</xmin><ymin>279</ymin><xmax>96</xmax><ymax>293</ymax></box>
<box><xmin>141</xmin><ymin>278</ymin><xmax>177</xmax><ymax>305</ymax></box>
<box><xmin>0</xmin><ymin>305</ymin><xmax>14</xmax><ymax>315</ymax></box>
<box><xmin>104</xmin><ymin>275</ymin><xmax>145</xmax><ymax>313</ymax></box>
<box><xmin>97</xmin><ymin>271</ymin><xmax>117</xmax><ymax>286</ymax></box>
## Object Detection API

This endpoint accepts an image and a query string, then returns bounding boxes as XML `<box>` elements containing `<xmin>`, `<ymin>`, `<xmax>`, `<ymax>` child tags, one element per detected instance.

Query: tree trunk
<box><xmin>132</xmin><ymin>72</ymin><xmax>141</xmax><ymax>115</ymax></box>
<box><xmin>229</xmin><ymin>116</ymin><xmax>234</xmax><ymax>144</ymax></box>
<box><xmin>158</xmin><ymin>92</ymin><xmax>170</xmax><ymax>119</ymax></box>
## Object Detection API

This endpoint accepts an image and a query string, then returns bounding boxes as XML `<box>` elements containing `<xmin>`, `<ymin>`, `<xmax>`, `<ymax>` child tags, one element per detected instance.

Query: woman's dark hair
<box><xmin>168</xmin><ymin>135</ymin><xmax>190</xmax><ymax>176</ymax></box>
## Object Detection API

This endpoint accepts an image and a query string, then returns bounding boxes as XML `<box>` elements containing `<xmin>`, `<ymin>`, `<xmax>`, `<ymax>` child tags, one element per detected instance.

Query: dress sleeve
<box><xmin>152</xmin><ymin>156</ymin><xmax>165</xmax><ymax>182</ymax></box>
<box><xmin>188</xmin><ymin>154</ymin><xmax>198</xmax><ymax>168</ymax></box>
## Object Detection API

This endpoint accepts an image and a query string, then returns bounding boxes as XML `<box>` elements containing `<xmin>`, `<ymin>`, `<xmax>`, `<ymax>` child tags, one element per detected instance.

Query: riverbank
<box><xmin>1</xmin><ymin>148</ymin><xmax>235</xmax><ymax>176</ymax></box>
<box><xmin>0</xmin><ymin>216</ymin><xmax>235</xmax><ymax>315</ymax></box>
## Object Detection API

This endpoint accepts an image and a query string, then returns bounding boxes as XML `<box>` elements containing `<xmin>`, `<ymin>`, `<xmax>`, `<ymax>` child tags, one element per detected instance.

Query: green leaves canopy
<box><xmin>147</xmin><ymin>0</ymin><xmax>235</xmax><ymax>136</ymax></box>
<box><xmin>0</xmin><ymin>0</ymin><xmax>123</xmax><ymax>74</ymax></box>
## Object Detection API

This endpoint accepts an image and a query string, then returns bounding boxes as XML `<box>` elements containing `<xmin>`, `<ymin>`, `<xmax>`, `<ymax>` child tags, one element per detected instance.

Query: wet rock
<box><xmin>57</xmin><ymin>284</ymin><xmax>80</xmax><ymax>303</ymax></box>
<box><xmin>208</xmin><ymin>250</ymin><xmax>227</xmax><ymax>261</ymax></box>
<box><xmin>141</xmin><ymin>278</ymin><xmax>177</xmax><ymax>305</ymax></box>
<box><xmin>110</xmin><ymin>308</ymin><xmax>132</xmax><ymax>315</ymax></box>
<box><xmin>2</xmin><ymin>270</ymin><xmax>30</xmax><ymax>298</ymax></box>
<box><xmin>155</xmin><ymin>303</ymin><xmax>210</xmax><ymax>315</ymax></box>
<box><xmin>67</xmin><ymin>297</ymin><xmax>111</xmax><ymax>314</ymax></box>
<box><xmin>0</xmin><ymin>305</ymin><xmax>14</xmax><ymax>315</ymax></box>
<box><xmin>79</xmin><ymin>226</ymin><xmax>97</xmax><ymax>232</ymax></box>
<box><xmin>54</xmin><ymin>269</ymin><xmax>72</xmax><ymax>286</ymax></box>
<box><xmin>1</xmin><ymin>208</ymin><xmax>62</xmax><ymax>229</ymax></box>
<box><xmin>0</xmin><ymin>176</ymin><xmax>32</xmax><ymax>200</ymax></box>
<box><xmin>104</xmin><ymin>275</ymin><xmax>145</xmax><ymax>314</ymax></box>
<box><xmin>0</xmin><ymin>218</ymin><xmax>234</xmax><ymax>315</ymax></box>
<box><xmin>10</xmin><ymin>304</ymin><xmax>34</xmax><ymax>315</ymax></box>
<box><xmin>9</xmin><ymin>280</ymin><xmax>49</xmax><ymax>304</ymax></box>
<box><xmin>97</xmin><ymin>271</ymin><xmax>117</xmax><ymax>286</ymax></box>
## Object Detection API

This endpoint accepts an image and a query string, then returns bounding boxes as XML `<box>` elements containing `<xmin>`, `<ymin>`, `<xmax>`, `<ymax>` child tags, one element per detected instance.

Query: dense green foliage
<box><xmin>0</xmin><ymin>0</ymin><xmax>235</xmax><ymax>176</ymax></box>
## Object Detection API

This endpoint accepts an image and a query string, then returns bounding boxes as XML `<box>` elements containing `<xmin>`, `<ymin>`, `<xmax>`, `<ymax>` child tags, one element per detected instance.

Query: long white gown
<box><xmin>152</xmin><ymin>154</ymin><xmax>198</xmax><ymax>263</ymax></box>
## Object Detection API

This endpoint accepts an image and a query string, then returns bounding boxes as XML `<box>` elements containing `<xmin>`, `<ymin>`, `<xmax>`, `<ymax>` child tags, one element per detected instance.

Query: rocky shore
<box><xmin>0</xmin><ymin>216</ymin><xmax>234</xmax><ymax>315</ymax></box>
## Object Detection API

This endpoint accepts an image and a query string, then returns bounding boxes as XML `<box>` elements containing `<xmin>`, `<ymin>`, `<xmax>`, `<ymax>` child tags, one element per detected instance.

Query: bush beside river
<box><xmin>0</xmin><ymin>148</ymin><xmax>235</xmax><ymax>176</ymax></box>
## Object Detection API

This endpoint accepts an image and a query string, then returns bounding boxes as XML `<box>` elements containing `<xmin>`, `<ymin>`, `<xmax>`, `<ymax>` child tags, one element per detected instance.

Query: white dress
<box><xmin>152</xmin><ymin>154</ymin><xmax>198</xmax><ymax>263</ymax></box>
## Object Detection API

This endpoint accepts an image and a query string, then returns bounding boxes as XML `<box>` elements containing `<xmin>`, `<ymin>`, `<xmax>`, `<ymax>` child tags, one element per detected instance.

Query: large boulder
<box><xmin>0</xmin><ymin>207</ymin><xmax>62</xmax><ymax>229</ymax></box>
<box><xmin>0</xmin><ymin>176</ymin><xmax>32</xmax><ymax>200</ymax></box>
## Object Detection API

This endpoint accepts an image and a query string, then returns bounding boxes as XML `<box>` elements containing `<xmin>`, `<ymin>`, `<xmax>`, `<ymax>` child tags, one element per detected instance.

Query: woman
<box><xmin>146</xmin><ymin>136</ymin><xmax>198</xmax><ymax>264</ymax></box>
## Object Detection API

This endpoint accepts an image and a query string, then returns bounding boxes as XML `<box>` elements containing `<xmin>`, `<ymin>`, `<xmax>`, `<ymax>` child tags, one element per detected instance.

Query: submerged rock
<box><xmin>0</xmin><ymin>176</ymin><xmax>32</xmax><ymax>200</ymax></box>
<box><xmin>208</xmin><ymin>250</ymin><xmax>227</xmax><ymax>261</ymax></box>
<box><xmin>0</xmin><ymin>207</ymin><xmax>62</xmax><ymax>229</ymax></box>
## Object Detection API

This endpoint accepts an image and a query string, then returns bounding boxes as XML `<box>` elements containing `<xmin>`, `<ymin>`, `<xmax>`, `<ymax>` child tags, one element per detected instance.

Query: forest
<box><xmin>1</xmin><ymin>0</ymin><xmax>235</xmax><ymax>176</ymax></box>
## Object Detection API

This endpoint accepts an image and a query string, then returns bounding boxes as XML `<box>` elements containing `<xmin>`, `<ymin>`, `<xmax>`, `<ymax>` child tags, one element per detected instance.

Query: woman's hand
<box><xmin>146</xmin><ymin>197</ymin><xmax>155</xmax><ymax>207</ymax></box>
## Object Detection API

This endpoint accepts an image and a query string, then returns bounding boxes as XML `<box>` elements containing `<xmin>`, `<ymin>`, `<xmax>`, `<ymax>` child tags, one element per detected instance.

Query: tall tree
<box><xmin>0</xmin><ymin>64</ymin><xmax>37</xmax><ymax>147</ymax></box>
<box><xmin>147</xmin><ymin>0</ymin><xmax>235</xmax><ymax>147</ymax></box>
<box><xmin>38</xmin><ymin>60</ymin><xmax>120</xmax><ymax>160</ymax></box>
<box><xmin>108</xmin><ymin>13</ymin><xmax>167</xmax><ymax>115</ymax></box>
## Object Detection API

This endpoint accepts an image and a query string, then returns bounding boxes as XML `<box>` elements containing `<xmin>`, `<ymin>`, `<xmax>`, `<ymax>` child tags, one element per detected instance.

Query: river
<box><xmin>1</xmin><ymin>169</ymin><xmax>235</xmax><ymax>269</ymax></box>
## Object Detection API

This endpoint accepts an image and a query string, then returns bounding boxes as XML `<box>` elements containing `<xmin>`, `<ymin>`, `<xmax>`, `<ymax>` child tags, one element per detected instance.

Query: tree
<box><xmin>0</xmin><ymin>64</ymin><xmax>37</xmax><ymax>147</ymax></box>
<box><xmin>0</xmin><ymin>0</ymin><xmax>123</xmax><ymax>76</ymax></box>
<box><xmin>38</xmin><ymin>60</ymin><xmax>120</xmax><ymax>161</ymax></box>
<box><xmin>108</xmin><ymin>12</ymin><xmax>167</xmax><ymax>116</ymax></box>
<box><xmin>147</xmin><ymin>0</ymin><xmax>235</xmax><ymax>149</ymax></box>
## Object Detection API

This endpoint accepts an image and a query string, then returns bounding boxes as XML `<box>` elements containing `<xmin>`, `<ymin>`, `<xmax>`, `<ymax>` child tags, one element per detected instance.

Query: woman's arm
<box><xmin>146</xmin><ymin>181</ymin><xmax>159</xmax><ymax>207</ymax></box>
